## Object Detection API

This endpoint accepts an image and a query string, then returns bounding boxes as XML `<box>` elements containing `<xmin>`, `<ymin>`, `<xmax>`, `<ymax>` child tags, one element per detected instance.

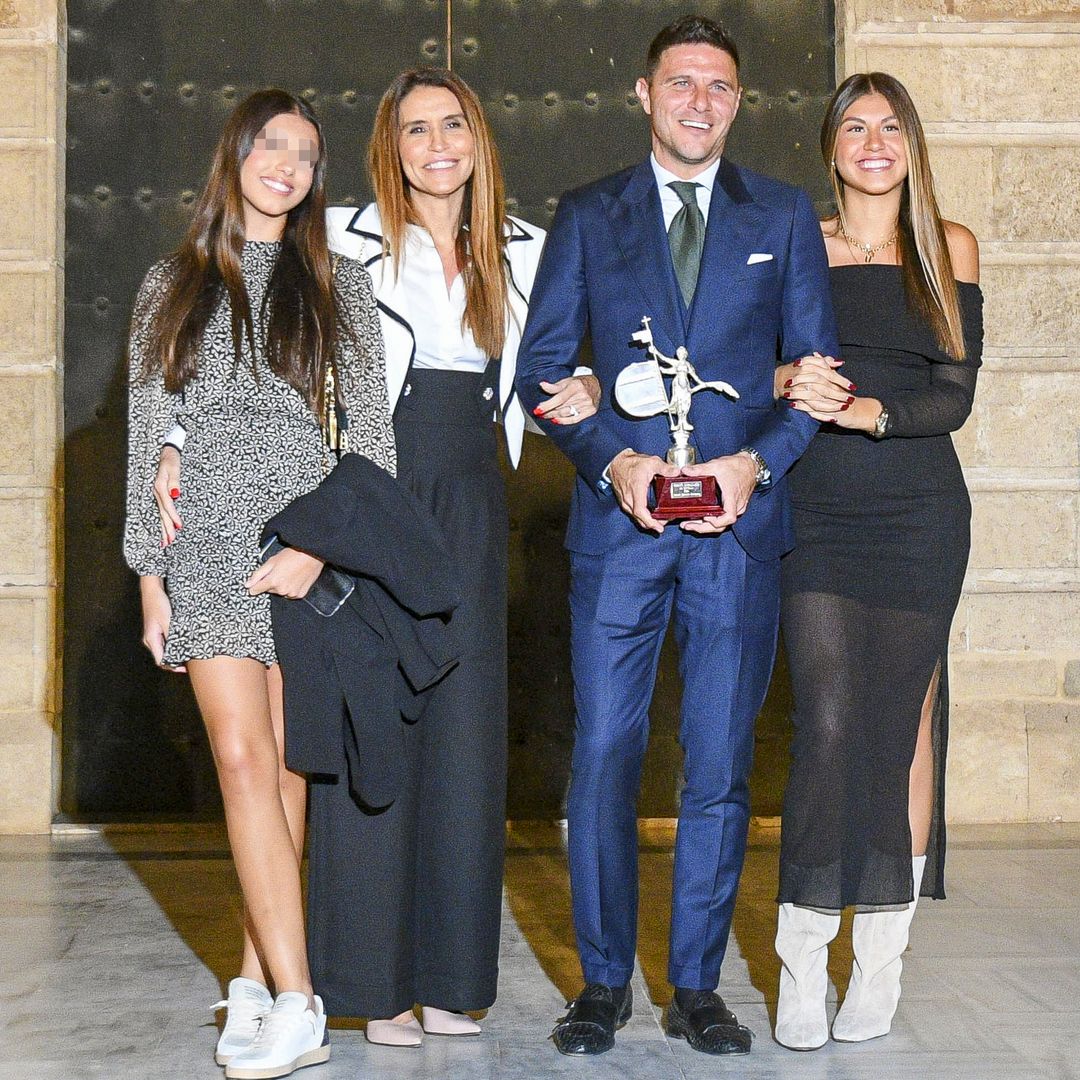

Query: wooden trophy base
<box><xmin>651</xmin><ymin>473</ymin><xmax>723</xmax><ymax>521</ymax></box>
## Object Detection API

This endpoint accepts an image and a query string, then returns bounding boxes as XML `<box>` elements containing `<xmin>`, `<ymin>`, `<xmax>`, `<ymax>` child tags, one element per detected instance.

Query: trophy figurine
<box><xmin>614</xmin><ymin>316</ymin><xmax>740</xmax><ymax>521</ymax></box>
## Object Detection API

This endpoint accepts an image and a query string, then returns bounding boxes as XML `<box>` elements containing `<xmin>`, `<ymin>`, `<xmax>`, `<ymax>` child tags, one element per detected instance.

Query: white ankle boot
<box><xmin>832</xmin><ymin>855</ymin><xmax>926</xmax><ymax>1042</ymax></box>
<box><xmin>774</xmin><ymin>903</ymin><xmax>841</xmax><ymax>1050</ymax></box>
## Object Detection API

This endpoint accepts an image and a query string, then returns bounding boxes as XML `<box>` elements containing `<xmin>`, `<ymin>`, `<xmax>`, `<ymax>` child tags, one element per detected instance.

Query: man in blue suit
<box><xmin>516</xmin><ymin>14</ymin><xmax>839</xmax><ymax>1058</ymax></box>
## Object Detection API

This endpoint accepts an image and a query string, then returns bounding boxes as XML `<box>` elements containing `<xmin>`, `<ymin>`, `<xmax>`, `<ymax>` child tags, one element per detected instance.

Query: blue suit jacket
<box><xmin>516</xmin><ymin>156</ymin><xmax>839</xmax><ymax>561</ymax></box>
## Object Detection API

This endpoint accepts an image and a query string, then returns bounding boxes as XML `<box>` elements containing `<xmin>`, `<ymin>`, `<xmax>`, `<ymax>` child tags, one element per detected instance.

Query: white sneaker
<box><xmin>213</xmin><ymin>978</ymin><xmax>273</xmax><ymax>1065</ymax></box>
<box><xmin>225</xmin><ymin>992</ymin><xmax>330</xmax><ymax>1079</ymax></box>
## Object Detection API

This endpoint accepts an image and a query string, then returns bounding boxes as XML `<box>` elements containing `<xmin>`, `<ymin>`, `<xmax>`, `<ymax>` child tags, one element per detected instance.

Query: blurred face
<box><xmin>239</xmin><ymin>112</ymin><xmax>319</xmax><ymax>240</ymax></box>
<box><xmin>636</xmin><ymin>44</ymin><xmax>741</xmax><ymax>179</ymax></box>
<box><xmin>397</xmin><ymin>85</ymin><xmax>476</xmax><ymax>207</ymax></box>
<box><xmin>832</xmin><ymin>92</ymin><xmax>908</xmax><ymax>197</ymax></box>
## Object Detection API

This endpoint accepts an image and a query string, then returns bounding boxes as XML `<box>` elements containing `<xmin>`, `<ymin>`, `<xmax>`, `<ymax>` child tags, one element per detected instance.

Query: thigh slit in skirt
<box><xmin>778</xmin><ymin>432</ymin><xmax>969</xmax><ymax>909</ymax></box>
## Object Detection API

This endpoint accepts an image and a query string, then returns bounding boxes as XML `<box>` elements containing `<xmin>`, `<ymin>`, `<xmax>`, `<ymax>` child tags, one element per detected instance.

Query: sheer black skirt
<box><xmin>778</xmin><ymin>431</ymin><xmax>969</xmax><ymax>908</ymax></box>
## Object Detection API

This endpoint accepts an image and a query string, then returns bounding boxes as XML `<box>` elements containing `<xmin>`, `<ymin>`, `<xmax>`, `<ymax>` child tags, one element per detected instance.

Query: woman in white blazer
<box><xmin>325</xmin><ymin>201</ymin><xmax>546</xmax><ymax>468</ymax></box>
<box><xmin>307</xmin><ymin>69</ymin><xmax>598</xmax><ymax>1047</ymax></box>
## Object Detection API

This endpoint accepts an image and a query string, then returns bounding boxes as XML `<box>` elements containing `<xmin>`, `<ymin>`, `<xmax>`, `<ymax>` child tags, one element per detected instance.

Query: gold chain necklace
<box><xmin>839</xmin><ymin>225</ymin><xmax>897</xmax><ymax>263</ymax></box>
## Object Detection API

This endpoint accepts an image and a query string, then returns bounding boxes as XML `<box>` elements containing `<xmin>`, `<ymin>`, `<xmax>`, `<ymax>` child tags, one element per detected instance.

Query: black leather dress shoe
<box><xmin>665</xmin><ymin>990</ymin><xmax>752</xmax><ymax>1055</ymax></box>
<box><xmin>552</xmin><ymin>983</ymin><xmax>632</xmax><ymax>1055</ymax></box>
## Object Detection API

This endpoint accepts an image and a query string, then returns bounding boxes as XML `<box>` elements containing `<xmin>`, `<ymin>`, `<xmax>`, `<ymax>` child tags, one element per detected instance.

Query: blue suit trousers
<box><xmin>567</xmin><ymin>526</ymin><xmax>779</xmax><ymax>990</ymax></box>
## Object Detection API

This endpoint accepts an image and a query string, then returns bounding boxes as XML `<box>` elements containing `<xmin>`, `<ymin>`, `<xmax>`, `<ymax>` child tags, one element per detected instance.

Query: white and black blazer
<box><xmin>326</xmin><ymin>203</ymin><xmax>546</xmax><ymax>469</ymax></box>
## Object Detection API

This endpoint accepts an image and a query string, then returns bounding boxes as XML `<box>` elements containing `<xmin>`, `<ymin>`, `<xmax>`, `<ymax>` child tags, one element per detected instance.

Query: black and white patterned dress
<box><xmin>124</xmin><ymin>241</ymin><xmax>396</xmax><ymax>666</ymax></box>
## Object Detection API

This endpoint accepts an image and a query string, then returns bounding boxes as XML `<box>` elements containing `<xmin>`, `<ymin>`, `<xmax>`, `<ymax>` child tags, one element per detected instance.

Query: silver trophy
<box><xmin>614</xmin><ymin>316</ymin><xmax>740</xmax><ymax>519</ymax></box>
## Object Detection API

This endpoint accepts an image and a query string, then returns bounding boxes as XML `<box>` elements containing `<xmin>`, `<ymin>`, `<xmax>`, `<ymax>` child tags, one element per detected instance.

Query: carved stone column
<box><xmin>0</xmin><ymin>0</ymin><xmax>64</xmax><ymax>831</ymax></box>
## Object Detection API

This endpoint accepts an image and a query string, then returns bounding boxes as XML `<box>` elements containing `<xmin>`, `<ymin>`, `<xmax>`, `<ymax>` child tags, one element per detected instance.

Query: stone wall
<box><xmin>838</xmin><ymin>0</ymin><xmax>1080</xmax><ymax>822</ymax></box>
<box><xmin>0</xmin><ymin>1</ymin><xmax>1075</xmax><ymax>830</ymax></box>
<box><xmin>0</xmin><ymin>0</ymin><xmax>63</xmax><ymax>832</ymax></box>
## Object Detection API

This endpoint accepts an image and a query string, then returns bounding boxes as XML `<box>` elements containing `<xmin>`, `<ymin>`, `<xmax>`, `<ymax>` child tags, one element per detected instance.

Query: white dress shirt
<box><xmin>401</xmin><ymin>224</ymin><xmax>488</xmax><ymax>373</ymax></box>
<box><xmin>650</xmin><ymin>154</ymin><xmax>720</xmax><ymax>230</ymax></box>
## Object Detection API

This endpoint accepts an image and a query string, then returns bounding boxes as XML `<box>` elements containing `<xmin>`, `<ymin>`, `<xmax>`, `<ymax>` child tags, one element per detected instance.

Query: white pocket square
<box><xmin>747</xmin><ymin>253</ymin><xmax>774</xmax><ymax>265</ymax></box>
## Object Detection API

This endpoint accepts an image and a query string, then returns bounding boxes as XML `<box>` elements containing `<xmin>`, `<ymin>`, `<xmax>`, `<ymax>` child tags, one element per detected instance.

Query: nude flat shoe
<box><xmin>365</xmin><ymin>1016</ymin><xmax>424</xmax><ymax>1047</ymax></box>
<box><xmin>421</xmin><ymin>1006</ymin><xmax>481</xmax><ymax>1036</ymax></box>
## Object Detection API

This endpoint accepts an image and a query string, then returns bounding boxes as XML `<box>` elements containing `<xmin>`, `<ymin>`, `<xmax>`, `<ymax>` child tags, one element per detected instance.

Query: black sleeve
<box><xmin>885</xmin><ymin>285</ymin><xmax>983</xmax><ymax>439</ymax></box>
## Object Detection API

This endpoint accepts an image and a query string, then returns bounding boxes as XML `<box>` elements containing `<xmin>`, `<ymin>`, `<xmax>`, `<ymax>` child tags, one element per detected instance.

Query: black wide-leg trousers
<box><xmin>307</xmin><ymin>365</ymin><xmax>508</xmax><ymax>1017</ymax></box>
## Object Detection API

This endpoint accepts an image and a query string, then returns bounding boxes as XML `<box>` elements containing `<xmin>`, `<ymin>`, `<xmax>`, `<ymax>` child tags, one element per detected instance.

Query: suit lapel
<box><xmin>688</xmin><ymin>158</ymin><xmax>762</xmax><ymax>349</ymax></box>
<box><xmin>602</xmin><ymin>159</ymin><xmax>686</xmax><ymax>352</ymax></box>
<box><xmin>500</xmin><ymin>223</ymin><xmax>536</xmax><ymax>468</ymax></box>
<box><xmin>349</xmin><ymin>206</ymin><xmax>415</xmax><ymax>410</ymax></box>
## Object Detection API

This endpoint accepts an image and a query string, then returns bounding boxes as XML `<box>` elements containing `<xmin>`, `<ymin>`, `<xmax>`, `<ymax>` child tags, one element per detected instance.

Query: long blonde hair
<box><xmin>368</xmin><ymin>67</ymin><xmax>508</xmax><ymax>358</ymax></box>
<box><xmin>822</xmin><ymin>72</ymin><xmax>965</xmax><ymax>360</ymax></box>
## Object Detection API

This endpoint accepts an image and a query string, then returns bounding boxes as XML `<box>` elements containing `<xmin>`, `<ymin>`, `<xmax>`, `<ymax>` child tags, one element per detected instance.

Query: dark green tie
<box><xmin>667</xmin><ymin>181</ymin><xmax>705</xmax><ymax>307</ymax></box>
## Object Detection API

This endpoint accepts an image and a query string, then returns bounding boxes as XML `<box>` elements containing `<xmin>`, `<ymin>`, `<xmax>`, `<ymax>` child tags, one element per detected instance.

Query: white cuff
<box><xmin>162</xmin><ymin>424</ymin><xmax>186</xmax><ymax>452</ymax></box>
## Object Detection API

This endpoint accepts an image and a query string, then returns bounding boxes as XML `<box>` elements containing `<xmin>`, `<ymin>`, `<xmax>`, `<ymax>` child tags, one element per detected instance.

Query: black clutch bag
<box><xmin>259</xmin><ymin>535</ymin><xmax>355</xmax><ymax>618</ymax></box>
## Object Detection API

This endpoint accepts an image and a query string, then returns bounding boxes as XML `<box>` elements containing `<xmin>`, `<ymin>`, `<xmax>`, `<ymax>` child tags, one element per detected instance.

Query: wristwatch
<box><xmin>872</xmin><ymin>405</ymin><xmax>890</xmax><ymax>440</ymax></box>
<box><xmin>738</xmin><ymin>446</ymin><xmax>772</xmax><ymax>489</ymax></box>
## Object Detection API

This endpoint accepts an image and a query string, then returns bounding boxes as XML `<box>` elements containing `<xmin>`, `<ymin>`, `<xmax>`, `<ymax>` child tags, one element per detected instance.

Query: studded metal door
<box><xmin>63</xmin><ymin>1</ymin><xmax>833</xmax><ymax>817</ymax></box>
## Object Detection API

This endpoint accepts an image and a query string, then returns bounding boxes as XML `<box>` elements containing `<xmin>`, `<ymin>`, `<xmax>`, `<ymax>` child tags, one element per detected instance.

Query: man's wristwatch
<box><xmin>738</xmin><ymin>446</ymin><xmax>771</xmax><ymax>489</ymax></box>
<box><xmin>872</xmin><ymin>405</ymin><xmax>890</xmax><ymax>440</ymax></box>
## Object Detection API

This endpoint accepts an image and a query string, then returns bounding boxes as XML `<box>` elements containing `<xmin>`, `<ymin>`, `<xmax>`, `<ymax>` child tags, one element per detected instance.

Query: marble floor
<box><xmin>0</xmin><ymin>820</ymin><xmax>1077</xmax><ymax>1080</ymax></box>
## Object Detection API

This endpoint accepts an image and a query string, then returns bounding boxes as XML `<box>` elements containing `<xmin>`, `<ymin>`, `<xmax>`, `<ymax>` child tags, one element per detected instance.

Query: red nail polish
<box><xmin>828</xmin><ymin>417</ymin><xmax>838</xmax><ymax>423</ymax></box>
<box><xmin>550</xmin><ymin>418</ymin><xmax>560</xmax><ymax>425</ymax></box>
<box><xmin>176</xmin><ymin>522</ymin><xmax>182</xmax><ymax>529</ymax></box>
<box><xmin>782</xmin><ymin>391</ymin><xmax>790</xmax><ymax>399</ymax></box>
<box><xmin>848</xmin><ymin>383</ymin><xmax>857</xmax><ymax>391</ymax></box>
<box><xmin>787</xmin><ymin>400</ymin><xmax>797</xmax><ymax>408</ymax></box>
<box><xmin>170</xmin><ymin>487</ymin><xmax>180</xmax><ymax>498</ymax></box>
<box><xmin>783</xmin><ymin>379</ymin><xmax>792</xmax><ymax>388</ymax></box>
<box><xmin>841</xmin><ymin>403</ymin><xmax>850</xmax><ymax>411</ymax></box>
<box><xmin>846</xmin><ymin>396</ymin><xmax>854</xmax><ymax>405</ymax></box>
<box><xmin>793</xmin><ymin>359</ymin><xmax>802</xmax><ymax>367</ymax></box>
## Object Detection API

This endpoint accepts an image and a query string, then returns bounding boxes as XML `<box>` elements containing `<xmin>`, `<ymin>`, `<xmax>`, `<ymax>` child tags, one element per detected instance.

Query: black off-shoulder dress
<box><xmin>778</xmin><ymin>265</ymin><xmax>983</xmax><ymax>908</ymax></box>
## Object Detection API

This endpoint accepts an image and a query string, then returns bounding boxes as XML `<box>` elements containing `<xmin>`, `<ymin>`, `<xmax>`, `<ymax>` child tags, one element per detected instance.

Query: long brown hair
<box><xmin>822</xmin><ymin>72</ymin><xmax>966</xmax><ymax>359</ymax></box>
<box><xmin>368</xmin><ymin>68</ymin><xmax>509</xmax><ymax>358</ymax></box>
<box><xmin>142</xmin><ymin>88</ymin><xmax>338</xmax><ymax>409</ymax></box>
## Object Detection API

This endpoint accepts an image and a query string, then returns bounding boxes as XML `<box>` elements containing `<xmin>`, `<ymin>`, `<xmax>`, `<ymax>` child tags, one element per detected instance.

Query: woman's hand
<box><xmin>533</xmin><ymin>374</ymin><xmax>601</xmax><ymax>426</ymax></box>
<box><xmin>777</xmin><ymin>353</ymin><xmax>853</xmax><ymax>415</ymax></box>
<box><xmin>155</xmin><ymin>446</ymin><xmax>183</xmax><ymax>546</ymax></box>
<box><xmin>246</xmin><ymin>548</ymin><xmax>325</xmax><ymax>600</ymax></box>
<box><xmin>781</xmin><ymin>354</ymin><xmax>883</xmax><ymax>432</ymax></box>
<box><xmin>140</xmin><ymin>576</ymin><xmax>185</xmax><ymax>672</ymax></box>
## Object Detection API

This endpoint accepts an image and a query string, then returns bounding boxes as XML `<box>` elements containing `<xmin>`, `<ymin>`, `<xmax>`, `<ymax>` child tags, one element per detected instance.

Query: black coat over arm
<box><xmin>262</xmin><ymin>452</ymin><xmax>461</xmax><ymax>810</ymax></box>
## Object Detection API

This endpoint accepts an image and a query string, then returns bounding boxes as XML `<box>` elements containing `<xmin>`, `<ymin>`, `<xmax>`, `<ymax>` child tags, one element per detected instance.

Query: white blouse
<box><xmin>401</xmin><ymin>225</ymin><xmax>489</xmax><ymax>373</ymax></box>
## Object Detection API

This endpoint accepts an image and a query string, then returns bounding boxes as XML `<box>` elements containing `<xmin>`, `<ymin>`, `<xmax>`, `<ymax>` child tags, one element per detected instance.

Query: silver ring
<box><xmin>567</xmin><ymin>404</ymin><xmax>579</xmax><ymax>418</ymax></box>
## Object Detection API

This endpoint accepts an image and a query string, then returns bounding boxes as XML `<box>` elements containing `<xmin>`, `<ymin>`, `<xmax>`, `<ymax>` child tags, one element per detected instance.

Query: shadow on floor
<box><xmin>502</xmin><ymin>821</ymin><xmax>796</xmax><ymax>1017</ymax></box>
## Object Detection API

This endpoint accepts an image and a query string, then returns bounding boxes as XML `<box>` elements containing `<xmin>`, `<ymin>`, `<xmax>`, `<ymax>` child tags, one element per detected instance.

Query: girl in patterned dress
<box><xmin>124</xmin><ymin>89</ymin><xmax>394</xmax><ymax>1079</ymax></box>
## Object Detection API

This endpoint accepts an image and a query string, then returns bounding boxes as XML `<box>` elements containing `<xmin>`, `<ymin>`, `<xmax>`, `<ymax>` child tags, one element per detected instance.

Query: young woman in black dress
<box><xmin>771</xmin><ymin>72</ymin><xmax>982</xmax><ymax>1051</ymax></box>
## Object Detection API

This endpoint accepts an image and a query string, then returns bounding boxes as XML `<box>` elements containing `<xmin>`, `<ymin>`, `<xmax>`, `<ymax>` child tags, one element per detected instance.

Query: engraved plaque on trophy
<box><xmin>614</xmin><ymin>316</ymin><xmax>740</xmax><ymax>521</ymax></box>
